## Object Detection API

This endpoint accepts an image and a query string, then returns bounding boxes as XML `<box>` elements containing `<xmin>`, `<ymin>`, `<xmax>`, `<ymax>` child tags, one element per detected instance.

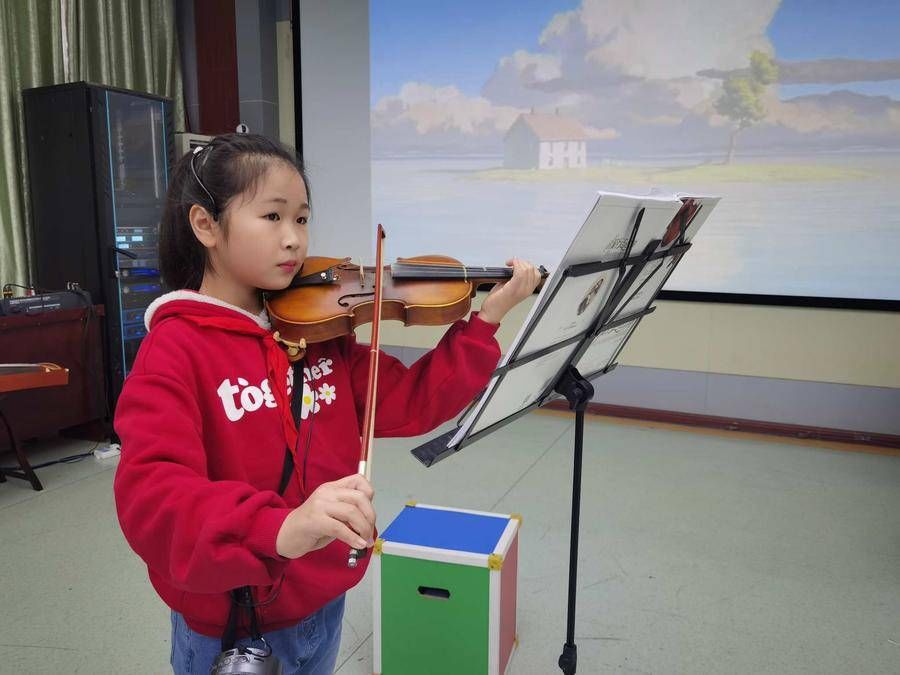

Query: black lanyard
<box><xmin>221</xmin><ymin>362</ymin><xmax>304</xmax><ymax>651</ymax></box>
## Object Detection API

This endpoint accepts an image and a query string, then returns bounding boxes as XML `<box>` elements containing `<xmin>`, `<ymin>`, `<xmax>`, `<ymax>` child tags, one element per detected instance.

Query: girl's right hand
<box><xmin>275</xmin><ymin>474</ymin><xmax>376</xmax><ymax>559</ymax></box>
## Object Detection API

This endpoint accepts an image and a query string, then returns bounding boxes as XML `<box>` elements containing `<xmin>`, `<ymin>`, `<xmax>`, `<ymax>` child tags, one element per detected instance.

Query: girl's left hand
<box><xmin>478</xmin><ymin>258</ymin><xmax>542</xmax><ymax>325</ymax></box>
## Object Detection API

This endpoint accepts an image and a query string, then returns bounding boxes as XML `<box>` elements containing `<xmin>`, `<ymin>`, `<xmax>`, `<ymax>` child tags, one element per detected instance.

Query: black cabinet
<box><xmin>23</xmin><ymin>82</ymin><xmax>173</xmax><ymax>408</ymax></box>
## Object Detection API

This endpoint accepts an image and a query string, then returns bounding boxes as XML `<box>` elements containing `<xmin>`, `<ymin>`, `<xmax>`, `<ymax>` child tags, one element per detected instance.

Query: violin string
<box><xmin>391</xmin><ymin>265</ymin><xmax>513</xmax><ymax>277</ymax></box>
<box><xmin>392</xmin><ymin>272</ymin><xmax>514</xmax><ymax>279</ymax></box>
<box><xmin>391</xmin><ymin>268</ymin><xmax>511</xmax><ymax>274</ymax></box>
<box><xmin>391</xmin><ymin>266</ymin><xmax>512</xmax><ymax>273</ymax></box>
<box><xmin>392</xmin><ymin>262</ymin><xmax>511</xmax><ymax>270</ymax></box>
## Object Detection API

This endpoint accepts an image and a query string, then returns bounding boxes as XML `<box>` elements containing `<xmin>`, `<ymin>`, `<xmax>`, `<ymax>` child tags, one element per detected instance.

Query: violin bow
<box><xmin>348</xmin><ymin>224</ymin><xmax>386</xmax><ymax>568</ymax></box>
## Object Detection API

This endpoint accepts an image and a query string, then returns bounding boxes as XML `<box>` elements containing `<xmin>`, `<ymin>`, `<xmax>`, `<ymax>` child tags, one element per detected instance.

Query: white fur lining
<box><xmin>144</xmin><ymin>290</ymin><xmax>271</xmax><ymax>332</ymax></box>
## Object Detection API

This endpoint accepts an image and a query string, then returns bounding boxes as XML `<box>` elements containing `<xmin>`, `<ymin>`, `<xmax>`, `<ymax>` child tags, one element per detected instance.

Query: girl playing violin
<box><xmin>113</xmin><ymin>133</ymin><xmax>541</xmax><ymax>674</ymax></box>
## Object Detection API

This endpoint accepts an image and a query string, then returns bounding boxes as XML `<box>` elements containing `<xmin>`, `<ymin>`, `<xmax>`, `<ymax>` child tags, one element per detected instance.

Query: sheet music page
<box><xmin>449</xmin><ymin>191</ymin><xmax>719</xmax><ymax>450</ymax></box>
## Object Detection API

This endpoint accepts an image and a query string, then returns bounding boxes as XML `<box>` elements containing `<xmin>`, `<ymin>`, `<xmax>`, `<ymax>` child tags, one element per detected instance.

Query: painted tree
<box><xmin>715</xmin><ymin>51</ymin><xmax>779</xmax><ymax>164</ymax></box>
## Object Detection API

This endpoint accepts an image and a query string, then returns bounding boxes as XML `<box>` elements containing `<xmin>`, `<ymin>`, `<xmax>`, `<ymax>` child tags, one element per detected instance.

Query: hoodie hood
<box><xmin>144</xmin><ymin>291</ymin><xmax>271</xmax><ymax>332</ymax></box>
<box><xmin>144</xmin><ymin>290</ymin><xmax>296</xmax><ymax>458</ymax></box>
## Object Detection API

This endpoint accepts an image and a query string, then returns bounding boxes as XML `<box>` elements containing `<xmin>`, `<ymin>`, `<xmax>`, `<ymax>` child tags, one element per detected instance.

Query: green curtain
<box><xmin>0</xmin><ymin>0</ymin><xmax>184</xmax><ymax>288</ymax></box>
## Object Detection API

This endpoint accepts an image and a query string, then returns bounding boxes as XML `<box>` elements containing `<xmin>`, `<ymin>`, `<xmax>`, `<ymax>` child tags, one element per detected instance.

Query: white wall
<box><xmin>298</xmin><ymin>0</ymin><xmax>373</xmax><ymax>259</ymax></box>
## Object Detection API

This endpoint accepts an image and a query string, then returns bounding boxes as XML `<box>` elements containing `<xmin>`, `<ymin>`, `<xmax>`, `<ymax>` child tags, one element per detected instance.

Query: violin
<box><xmin>266</xmin><ymin>253</ymin><xmax>548</xmax><ymax>361</ymax></box>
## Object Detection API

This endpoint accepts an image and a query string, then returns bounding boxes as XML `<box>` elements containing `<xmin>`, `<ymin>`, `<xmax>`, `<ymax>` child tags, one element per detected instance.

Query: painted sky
<box><xmin>371</xmin><ymin>0</ymin><xmax>900</xmax><ymax>105</ymax></box>
<box><xmin>370</xmin><ymin>0</ymin><xmax>900</xmax><ymax>157</ymax></box>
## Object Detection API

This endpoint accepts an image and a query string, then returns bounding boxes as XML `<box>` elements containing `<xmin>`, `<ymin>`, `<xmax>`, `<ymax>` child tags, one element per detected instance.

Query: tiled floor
<box><xmin>1</xmin><ymin>412</ymin><xmax>898</xmax><ymax>674</ymax></box>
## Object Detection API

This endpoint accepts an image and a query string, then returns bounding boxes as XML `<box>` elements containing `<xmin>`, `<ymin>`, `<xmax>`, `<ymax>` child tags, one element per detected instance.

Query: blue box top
<box><xmin>381</xmin><ymin>506</ymin><xmax>511</xmax><ymax>555</ymax></box>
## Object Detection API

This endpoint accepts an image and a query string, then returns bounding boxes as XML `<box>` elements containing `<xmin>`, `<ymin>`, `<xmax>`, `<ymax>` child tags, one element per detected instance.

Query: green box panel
<box><xmin>381</xmin><ymin>554</ymin><xmax>490</xmax><ymax>674</ymax></box>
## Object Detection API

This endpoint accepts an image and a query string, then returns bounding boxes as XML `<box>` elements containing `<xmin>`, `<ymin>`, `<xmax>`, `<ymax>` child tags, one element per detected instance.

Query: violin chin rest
<box><xmin>273</xmin><ymin>331</ymin><xmax>307</xmax><ymax>361</ymax></box>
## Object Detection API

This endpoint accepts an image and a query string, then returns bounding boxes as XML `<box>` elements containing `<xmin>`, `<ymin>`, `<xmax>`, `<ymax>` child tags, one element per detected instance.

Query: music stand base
<box><xmin>559</xmin><ymin>642</ymin><xmax>578</xmax><ymax>675</ymax></box>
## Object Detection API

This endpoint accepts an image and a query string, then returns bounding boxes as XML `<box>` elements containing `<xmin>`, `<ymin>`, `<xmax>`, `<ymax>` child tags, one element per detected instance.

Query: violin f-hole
<box><xmin>338</xmin><ymin>291</ymin><xmax>375</xmax><ymax>307</ymax></box>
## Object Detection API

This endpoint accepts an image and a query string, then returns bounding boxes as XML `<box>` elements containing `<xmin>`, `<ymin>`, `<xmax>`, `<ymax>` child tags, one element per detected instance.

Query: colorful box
<box><xmin>372</xmin><ymin>503</ymin><xmax>520</xmax><ymax>674</ymax></box>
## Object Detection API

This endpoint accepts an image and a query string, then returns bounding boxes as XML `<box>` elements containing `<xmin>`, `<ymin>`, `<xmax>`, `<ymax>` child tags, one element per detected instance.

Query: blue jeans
<box><xmin>170</xmin><ymin>595</ymin><xmax>346</xmax><ymax>674</ymax></box>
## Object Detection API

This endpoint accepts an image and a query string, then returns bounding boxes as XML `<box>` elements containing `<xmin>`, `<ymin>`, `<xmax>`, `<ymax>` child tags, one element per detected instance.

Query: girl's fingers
<box><xmin>513</xmin><ymin>259</ymin><xmax>526</xmax><ymax>284</ymax></box>
<box><xmin>514</xmin><ymin>260</ymin><xmax>535</xmax><ymax>292</ymax></box>
<box><xmin>499</xmin><ymin>257</ymin><xmax>540</xmax><ymax>299</ymax></box>
<box><xmin>326</xmin><ymin>518</ymin><xmax>369</xmax><ymax>550</ymax></box>
<box><xmin>333</xmin><ymin>473</ymin><xmax>375</xmax><ymax>499</ymax></box>
<box><xmin>326</xmin><ymin>501</ymin><xmax>375</xmax><ymax>544</ymax></box>
<box><xmin>332</xmin><ymin>487</ymin><xmax>377</xmax><ymax>528</ymax></box>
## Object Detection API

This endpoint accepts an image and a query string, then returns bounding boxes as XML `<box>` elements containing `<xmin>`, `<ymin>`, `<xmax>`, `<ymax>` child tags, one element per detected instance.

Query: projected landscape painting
<box><xmin>370</xmin><ymin>0</ymin><xmax>900</xmax><ymax>301</ymax></box>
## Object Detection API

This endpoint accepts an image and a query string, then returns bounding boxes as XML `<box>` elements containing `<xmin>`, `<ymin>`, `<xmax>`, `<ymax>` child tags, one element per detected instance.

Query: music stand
<box><xmin>411</xmin><ymin>190</ymin><xmax>720</xmax><ymax>674</ymax></box>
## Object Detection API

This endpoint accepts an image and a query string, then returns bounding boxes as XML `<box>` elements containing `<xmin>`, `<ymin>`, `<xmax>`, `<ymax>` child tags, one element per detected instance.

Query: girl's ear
<box><xmin>189</xmin><ymin>204</ymin><xmax>219</xmax><ymax>250</ymax></box>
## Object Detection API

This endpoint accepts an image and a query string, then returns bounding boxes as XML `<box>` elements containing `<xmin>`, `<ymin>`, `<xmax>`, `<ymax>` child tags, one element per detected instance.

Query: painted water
<box><xmin>371</xmin><ymin>153</ymin><xmax>900</xmax><ymax>300</ymax></box>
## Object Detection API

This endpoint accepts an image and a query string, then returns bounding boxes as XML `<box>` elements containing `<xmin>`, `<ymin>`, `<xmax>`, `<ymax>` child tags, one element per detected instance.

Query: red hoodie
<box><xmin>113</xmin><ymin>291</ymin><xmax>500</xmax><ymax>637</ymax></box>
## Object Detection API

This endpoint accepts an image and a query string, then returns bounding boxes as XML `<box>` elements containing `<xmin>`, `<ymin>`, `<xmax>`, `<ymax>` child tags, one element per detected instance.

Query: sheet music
<box><xmin>574</xmin><ymin>317</ymin><xmax>641</xmax><ymax>378</ymax></box>
<box><xmin>447</xmin><ymin>190</ymin><xmax>719</xmax><ymax>450</ymax></box>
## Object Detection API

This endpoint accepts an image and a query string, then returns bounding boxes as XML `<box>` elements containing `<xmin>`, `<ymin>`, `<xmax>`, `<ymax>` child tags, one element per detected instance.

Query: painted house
<box><xmin>503</xmin><ymin>112</ymin><xmax>588</xmax><ymax>169</ymax></box>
